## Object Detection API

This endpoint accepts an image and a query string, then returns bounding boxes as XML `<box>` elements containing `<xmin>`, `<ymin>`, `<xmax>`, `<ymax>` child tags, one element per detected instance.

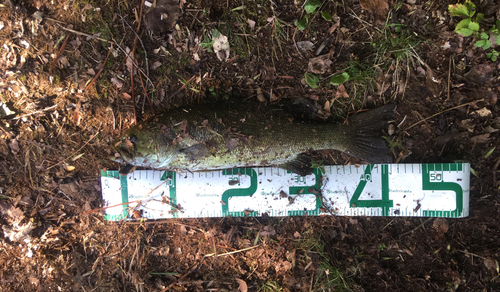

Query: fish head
<box><xmin>110</xmin><ymin>125</ymin><xmax>178</xmax><ymax>168</ymax></box>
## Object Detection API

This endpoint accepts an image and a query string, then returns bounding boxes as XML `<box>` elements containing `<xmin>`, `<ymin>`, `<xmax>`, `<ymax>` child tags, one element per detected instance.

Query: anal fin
<box><xmin>278</xmin><ymin>154</ymin><xmax>313</xmax><ymax>176</ymax></box>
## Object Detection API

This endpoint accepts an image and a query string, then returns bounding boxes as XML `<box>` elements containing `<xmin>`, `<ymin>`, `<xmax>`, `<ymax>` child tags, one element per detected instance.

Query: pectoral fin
<box><xmin>179</xmin><ymin>144</ymin><xmax>211</xmax><ymax>161</ymax></box>
<box><xmin>278</xmin><ymin>154</ymin><xmax>313</xmax><ymax>176</ymax></box>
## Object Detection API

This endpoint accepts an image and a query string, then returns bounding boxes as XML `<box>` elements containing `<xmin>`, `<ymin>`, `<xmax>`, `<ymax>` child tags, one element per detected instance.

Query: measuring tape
<box><xmin>100</xmin><ymin>162</ymin><xmax>470</xmax><ymax>220</ymax></box>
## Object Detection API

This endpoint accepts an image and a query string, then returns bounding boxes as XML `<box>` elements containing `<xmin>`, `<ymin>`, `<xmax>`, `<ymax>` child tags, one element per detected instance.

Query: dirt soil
<box><xmin>0</xmin><ymin>0</ymin><xmax>499</xmax><ymax>291</ymax></box>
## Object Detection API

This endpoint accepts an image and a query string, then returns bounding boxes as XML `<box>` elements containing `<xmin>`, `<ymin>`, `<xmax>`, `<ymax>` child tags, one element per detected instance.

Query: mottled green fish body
<box><xmin>111</xmin><ymin>102</ymin><xmax>396</xmax><ymax>175</ymax></box>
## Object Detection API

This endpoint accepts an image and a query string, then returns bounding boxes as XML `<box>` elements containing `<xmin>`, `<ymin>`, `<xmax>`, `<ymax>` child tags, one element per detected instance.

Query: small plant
<box><xmin>304</xmin><ymin>72</ymin><xmax>319</xmax><ymax>88</ymax></box>
<box><xmin>330</xmin><ymin>72</ymin><xmax>350</xmax><ymax>86</ymax></box>
<box><xmin>200</xmin><ymin>29</ymin><xmax>220</xmax><ymax>52</ymax></box>
<box><xmin>449</xmin><ymin>1</ymin><xmax>500</xmax><ymax>61</ymax></box>
<box><xmin>295</xmin><ymin>0</ymin><xmax>332</xmax><ymax>30</ymax></box>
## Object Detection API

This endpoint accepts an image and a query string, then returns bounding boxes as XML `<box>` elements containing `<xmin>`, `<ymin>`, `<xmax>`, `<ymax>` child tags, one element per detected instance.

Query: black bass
<box><xmin>111</xmin><ymin>102</ymin><xmax>396</xmax><ymax>176</ymax></box>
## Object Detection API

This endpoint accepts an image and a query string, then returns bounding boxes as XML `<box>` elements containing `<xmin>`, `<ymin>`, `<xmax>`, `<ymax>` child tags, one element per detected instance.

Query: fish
<box><xmin>110</xmin><ymin>101</ymin><xmax>396</xmax><ymax>176</ymax></box>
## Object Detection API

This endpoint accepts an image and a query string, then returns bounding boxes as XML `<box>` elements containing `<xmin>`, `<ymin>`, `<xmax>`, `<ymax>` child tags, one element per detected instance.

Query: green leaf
<box><xmin>456</xmin><ymin>27</ymin><xmax>474</xmax><ymax>36</ymax></box>
<box><xmin>474</xmin><ymin>40</ymin><xmax>487</xmax><ymax>48</ymax></box>
<box><xmin>470</xmin><ymin>167</ymin><xmax>478</xmax><ymax>178</ymax></box>
<box><xmin>484</xmin><ymin>146</ymin><xmax>496</xmax><ymax>159</ymax></box>
<box><xmin>468</xmin><ymin>22</ymin><xmax>479</xmax><ymax>32</ymax></box>
<box><xmin>231</xmin><ymin>5</ymin><xmax>245</xmax><ymax>11</ymax></box>
<box><xmin>496</xmin><ymin>20</ymin><xmax>500</xmax><ymax>30</ymax></box>
<box><xmin>476</xmin><ymin>13</ymin><xmax>484</xmax><ymax>22</ymax></box>
<box><xmin>304</xmin><ymin>0</ymin><xmax>321</xmax><ymax>14</ymax></box>
<box><xmin>475</xmin><ymin>40</ymin><xmax>491</xmax><ymax>49</ymax></box>
<box><xmin>448</xmin><ymin>4</ymin><xmax>471</xmax><ymax>17</ymax></box>
<box><xmin>321</xmin><ymin>11</ymin><xmax>332</xmax><ymax>22</ymax></box>
<box><xmin>305</xmin><ymin>73</ymin><xmax>319</xmax><ymax>88</ymax></box>
<box><xmin>330</xmin><ymin>72</ymin><xmax>350</xmax><ymax>86</ymax></box>
<box><xmin>480</xmin><ymin>32</ymin><xmax>489</xmax><ymax>40</ymax></box>
<box><xmin>455</xmin><ymin>18</ymin><xmax>471</xmax><ymax>30</ymax></box>
<box><xmin>497</xmin><ymin>37</ymin><xmax>500</xmax><ymax>46</ymax></box>
<box><xmin>295</xmin><ymin>18</ymin><xmax>306</xmax><ymax>30</ymax></box>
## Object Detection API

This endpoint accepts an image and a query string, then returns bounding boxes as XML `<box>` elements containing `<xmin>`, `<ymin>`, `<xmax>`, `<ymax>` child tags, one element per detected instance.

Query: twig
<box><xmin>446</xmin><ymin>56</ymin><xmax>452</xmax><ymax>102</ymax></box>
<box><xmin>406</xmin><ymin>99</ymin><xmax>484</xmax><ymax>131</ymax></box>
<box><xmin>46</xmin><ymin>130</ymin><xmax>100</xmax><ymax>170</ymax></box>
<box><xmin>170</xmin><ymin>75</ymin><xmax>196</xmax><ymax>98</ymax></box>
<box><xmin>49</xmin><ymin>36</ymin><xmax>68</xmax><ymax>73</ymax></box>
<box><xmin>10</xmin><ymin>104</ymin><xmax>59</xmax><ymax>120</ymax></box>
<box><xmin>55</xmin><ymin>24</ymin><xmax>116</xmax><ymax>45</ymax></box>
<box><xmin>205</xmin><ymin>245</ymin><xmax>259</xmax><ymax>257</ymax></box>
<box><xmin>398</xmin><ymin>218</ymin><xmax>432</xmax><ymax>238</ymax></box>
<box><xmin>130</xmin><ymin>51</ymin><xmax>137</xmax><ymax>124</ymax></box>
<box><xmin>160</xmin><ymin>256</ymin><xmax>207</xmax><ymax>292</ymax></box>
<box><xmin>85</xmin><ymin>44</ymin><xmax>114</xmax><ymax>91</ymax></box>
<box><xmin>493</xmin><ymin>157</ymin><xmax>500</xmax><ymax>187</ymax></box>
<box><xmin>458</xmin><ymin>249</ymin><xmax>485</xmax><ymax>260</ymax></box>
<box><xmin>292</xmin><ymin>27</ymin><xmax>303</xmax><ymax>58</ymax></box>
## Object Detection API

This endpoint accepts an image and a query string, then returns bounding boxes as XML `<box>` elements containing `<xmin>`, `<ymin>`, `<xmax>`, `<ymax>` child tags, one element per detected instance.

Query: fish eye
<box><xmin>128</xmin><ymin>135</ymin><xmax>138</xmax><ymax>144</ymax></box>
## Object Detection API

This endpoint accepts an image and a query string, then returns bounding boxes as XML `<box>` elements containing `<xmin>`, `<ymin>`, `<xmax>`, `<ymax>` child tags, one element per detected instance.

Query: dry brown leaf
<box><xmin>327</xmin><ymin>18</ymin><xmax>341</xmax><ymax>34</ymax></box>
<box><xmin>308</xmin><ymin>54</ymin><xmax>332</xmax><ymax>74</ymax></box>
<box><xmin>432</xmin><ymin>218</ymin><xmax>449</xmax><ymax>234</ymax></box>
<box><xmin>359</xmin><ymin>0</ymin><xmax>389</xmax><ymax>25</ymax></box>
<box><xmin>8</xmin><ymin>139</ymin><xmax>19</xmax><ymax>154</ymax></box>
<box><xmin>152</xmin><ymin>61</ymin><xmax>162</xmax><ymax>70</ymax></box>
<box><xmin>235</xmin><ymin>278</ymin><xmax>248</xmax><ymax>292</ymax></box>
<box><xmin>483</xmin><ymin>257</ymin><xmax>499</xmax><ymax>274</ymax></box>
<box><xmin>122</xmin><ymin>93</ymin><xmax>131</xmax><ymax>100</ymax></box>
<box><xmin>471</xmin><ymin>133</ymin><xmax>490</xmax><ymax>144</ymax></box>
<box><xmin>335</xmin><ymin>84</ymin><xmax>349</xmax><ymax>99</ymax></box>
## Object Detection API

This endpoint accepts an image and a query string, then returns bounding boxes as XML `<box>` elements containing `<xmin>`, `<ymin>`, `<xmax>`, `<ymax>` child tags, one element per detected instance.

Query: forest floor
<box><xmin>0</xmin><ymin>0</ymin><xmax>499</xmax><ymax>291</ymax></box>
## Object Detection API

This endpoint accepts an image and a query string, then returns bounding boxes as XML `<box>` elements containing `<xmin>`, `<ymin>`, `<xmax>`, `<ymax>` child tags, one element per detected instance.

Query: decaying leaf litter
<box><xmin>0</xmin><ymin>0</ymin><xmax>499</xmax><ymax>290</ymax></box>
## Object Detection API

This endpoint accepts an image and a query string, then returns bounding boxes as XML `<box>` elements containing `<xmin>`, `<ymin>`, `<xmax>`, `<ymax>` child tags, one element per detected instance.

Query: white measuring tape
<box><xmin>100</xmin><ymin>162</ymin><xmax>470</xmax><ymax>220</ymax></box>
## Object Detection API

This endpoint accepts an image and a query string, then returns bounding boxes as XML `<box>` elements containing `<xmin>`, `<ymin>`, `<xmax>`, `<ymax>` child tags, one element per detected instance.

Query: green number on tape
<box><xmin>422</xmin><ymin>164</ymin><xmax>463</xmax><ymax>218</ymax></box>
<box><xmin>349</xmin><ymin>165</ymin><xmax>393</xmax><ymax>216</ymax></box>
<box><xmin>221</xmin><ymin>168</ymin><xmax>258</xmax><ymax>216</ymax></box>
<box><xmin>161</xmin><ymin>171</ymin><xmax>178</xmax><ymax>218</ymax></box>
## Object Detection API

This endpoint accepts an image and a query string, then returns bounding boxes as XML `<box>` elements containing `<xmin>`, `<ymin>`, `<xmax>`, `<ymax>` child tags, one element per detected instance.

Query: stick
<box><xmin>10</xmin><ymin>104</ymin><xmax>58</xmax><ymax>120</ymax></box>
<box><xmin>398</xmin><ymin>218</ymin><xmax>432</xmax><ymax>238</ymax></box>
<box><xmin>55</xmin><ymin>24</ymin><xmax>116</xmax><ymax>45</ymax></box>
<box><xmin>204</xmin><ymin>245</ymin><xmax>259</xmax><ymax>257</ymax></box>
<box><xmin>49</xmin><ymin>36</ymin><xmax>68</xmax><ymax>73</ymax></box>
<box><xmin>406</xmin><ymin>99</ymin><xmax>484</xmax><ymax>131</ymax></box>
<box><xmin>85</xmin><ymin>45</ymin><xmax>114</xmax><ymax>91</ymax></box>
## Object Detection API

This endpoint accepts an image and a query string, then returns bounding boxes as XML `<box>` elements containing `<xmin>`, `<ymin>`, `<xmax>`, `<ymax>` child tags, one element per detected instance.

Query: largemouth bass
<box><xmin>111</xmin><ymin>102</ymin><xmax>396</xmax><ymax>176</ymax></box>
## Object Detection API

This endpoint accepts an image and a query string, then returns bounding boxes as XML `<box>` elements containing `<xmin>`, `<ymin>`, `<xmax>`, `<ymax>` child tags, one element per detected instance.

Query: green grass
<box><xmin>297</xmin><ymin>231</ymin><xmax>354</xmax><ymax>292</ymax></box>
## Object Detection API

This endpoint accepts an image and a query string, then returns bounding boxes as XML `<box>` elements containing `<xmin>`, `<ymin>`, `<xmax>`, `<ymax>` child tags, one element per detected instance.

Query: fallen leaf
<box><xmin>471</xmin><ymin>133</ymin><xmax>490</xmax><ymax>144</ymax></box>
<box><xmin>327</xmin><ymin>17</ymin><xmax>341</xmax><ymax>34</ymax></box>
<box><xmin>335</xmin><ymin>84</ymin><xmax>349</xmax><ymax>99</ymax></box>
<box><xmin>308</xmin><ymin>54</ymin><xmax>332</xmax><ymax>74</ymax></box>
<box><xmin>152</xmin><ymin>61</ymin><xmax>162</xmax><ymax>70</ymax></box>
<box><xmin>293</xmin><ymin>231</ymin><xmax>301</xmax><ymax>239</ymax></box>
<box><xmin>484</xmin><ymin>257</ymin><xmax>499</xmax><ymax>274</ymax></box>
<box><xmin>359</xmin><ymin>0</ymin><xmax>389</xmax><ymax>25</ymax></box>
<box><xmin>474</xmin><ymin>108</ymin><xmax>492</xmax><ymax>118</ymax></box>
<box><xmin>296</xmin><ymin>41</ymin><xmax>314</xmax><ymax>51</ymax></box>
<box><xmin>122</xmin><ymin>93</ymin><xmax>131</xmax><ymax>100</ymax></box>
<box><xmin>0</xmin><ymin>201</ymin><xmax>24</xmax><ymax>225</ymax></box>
<box><xmin>111</xmin><ymin>77</ymin><xmax>123</xmax><ymax>88</ymax></box>
<box><xmin>247</xmin><ymin>19</ymin><xmax>256</xmax><ymax>29</ymax></box>
<box><xmin>8</xmin><ymin>139</ymin><xmax>19</xmax><ymax>154</ymax></box>
<box><xmin>432</xmin><ymin>218</ymin><xmax>449</xmax><ymax>234</ymax></box>
<box><xmin>235</xmin><ymin>278</ymin><xmax>248</xmax><ymax>292</ymax></box>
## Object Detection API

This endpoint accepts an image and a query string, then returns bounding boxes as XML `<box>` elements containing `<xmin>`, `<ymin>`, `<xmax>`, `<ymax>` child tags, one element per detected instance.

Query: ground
<box><xmin>0</xmin><ymin>0</ymin><xmax>499</xmax><ymax>291</ymax></box>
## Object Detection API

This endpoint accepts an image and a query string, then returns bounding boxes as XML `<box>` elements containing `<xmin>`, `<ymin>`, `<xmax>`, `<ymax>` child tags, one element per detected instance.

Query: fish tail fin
<box><xmin>343</xmin><ymin>104</ymin><xmax>397</xmax><ymax>164</ymax></box>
